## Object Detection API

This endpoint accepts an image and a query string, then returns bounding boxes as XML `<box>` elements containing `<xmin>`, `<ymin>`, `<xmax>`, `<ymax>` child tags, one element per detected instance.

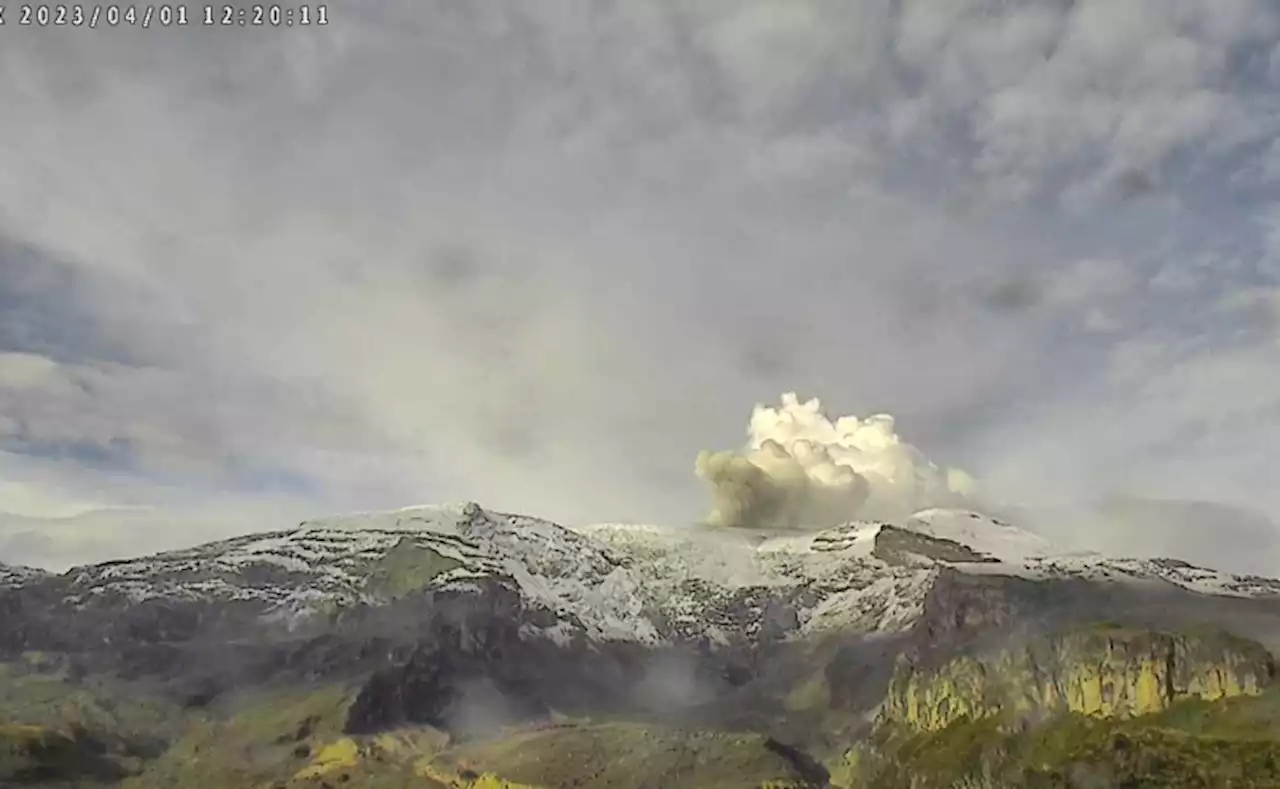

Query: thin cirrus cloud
<box><xmin>0</xmin><ymin>0</ymin><xmax>1278</xmax><ymax>570</ymax></box>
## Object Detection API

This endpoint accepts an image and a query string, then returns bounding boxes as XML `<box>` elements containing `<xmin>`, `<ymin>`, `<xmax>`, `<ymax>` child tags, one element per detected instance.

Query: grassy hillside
<box><xmin>844</xmin><ymin>688</ymin><xmax>1280</xmax><ymax>789</ymax></box>
<box><xmin>7</xmin><ymin>622</ymin><xmax>1280</xmax><ymax>788</ymax></box>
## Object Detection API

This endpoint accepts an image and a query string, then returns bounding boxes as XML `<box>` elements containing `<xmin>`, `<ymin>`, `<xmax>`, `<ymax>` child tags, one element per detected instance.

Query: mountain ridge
<box><xmin>5</xmin><ymin>501</ymin><xmax>1280</xmax><ymax>788</ymax></box>
<box><xmin>9</xmin><ymin>501</ymin><xmax>1278</xmax><ymax>619</ymax></box>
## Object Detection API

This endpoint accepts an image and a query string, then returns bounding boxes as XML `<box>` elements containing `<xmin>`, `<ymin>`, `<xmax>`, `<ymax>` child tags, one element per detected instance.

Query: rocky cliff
<box><xmin>3</xmin><ymin>502</ymin><xmax>1280</xmax><ymax>788</ymax></box>
<box><xmin>882</xmin><ymin>624</ymin><xmax>1275</xmax><ymax>732</ymax></box>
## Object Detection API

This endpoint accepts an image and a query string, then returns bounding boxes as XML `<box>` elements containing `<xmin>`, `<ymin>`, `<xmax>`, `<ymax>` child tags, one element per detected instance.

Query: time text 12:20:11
<box><xmin>205</xmin><ymin>5</ymin><xmax>328</xmax><ymax>25</ymax></box>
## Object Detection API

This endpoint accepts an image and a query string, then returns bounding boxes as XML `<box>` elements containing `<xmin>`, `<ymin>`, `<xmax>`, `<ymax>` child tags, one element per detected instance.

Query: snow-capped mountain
<box><xmin>7</xmin><ymin>498</ymin><xmax>1280</xmax><ymax>789</ymax></box>
<box><xmin>8</xmin><ymin>501</ymin><xmax>1280</xmax><ymax>657</ymax></box>
<box><xmin>47</xmin><ymin>503</ymin><xmax>934</xmax><ymax>645</ymax></box>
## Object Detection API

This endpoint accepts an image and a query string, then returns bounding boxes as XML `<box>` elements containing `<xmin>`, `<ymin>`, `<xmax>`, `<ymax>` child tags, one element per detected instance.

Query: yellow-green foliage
<box><xmin>371</xmin><ymin>728</ymin><xmax>451</xmax><ymax>760</ymax></box>
<box><xmin>0</xmin><ymin>661</ymin><xmax>182</xmax><ymax>741</ymax></box>
<box><xmin>120</xmin><ymin>682</ymin><xmax>357</xmax><ymax>789</ymax></box>
<box><xmin>0</xmin><ymin>722</ymin><xmax>133</xmax><ymax>784</ymax></box>
<box><xmin>416</xmin><ymin>761</ymin><xmax>548</xmax><ymax>789</ymax></box>
<box><xmin>0</xmin><ymin>661</ymin><xmax>187</xmax><ymax>783</ymax></box>
<box><xmin>883</xmin><ymin>626</ymin><xmax>1272</xmax><ymax>733</ymax></box>
<box><xmin>283</xmin><ymin>729</ymin><xmax>452</xmax><ymax>787</ymax></box>
<box><xmin>426</xmin><ymin>721</ymin><xmax>818</xmax><ymax>789</ymax></box>
<box><xmin>470</xmin><ymin>776</ymin><xmax>546</xmax><ymax>789</ymax></box>
<box><xmin>857</xmin><ymin>693</ymin><xmax>1280</xmax><ymax>789</ymax></box>
<box><xmin>293</xmin><ymin>737</ymin><xmax>360</xmax><ymax>779</ymax></box>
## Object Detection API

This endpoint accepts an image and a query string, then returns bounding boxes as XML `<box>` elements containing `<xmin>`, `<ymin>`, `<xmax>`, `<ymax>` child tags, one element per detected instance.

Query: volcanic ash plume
<box><xmin>695</xmin><ymin>393</ymin><xmax>975</xmax><ymax>529</ymax></box>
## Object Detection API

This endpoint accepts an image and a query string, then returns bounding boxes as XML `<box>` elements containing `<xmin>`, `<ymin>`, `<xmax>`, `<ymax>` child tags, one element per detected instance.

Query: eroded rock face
<box><xmin>339</xmin><ymin>598</ymin><xmax>765</xmax><ymax>737</ymax></box>
<box><xmin>881</xmin><ymin>624</ymin><xmax>1277</xmax><ymax>732</ymax></box>
<box><xmin>7</xmin><ymin>502</ymin><xmax>1280</xmax><ymax>779</ymax></box>
<box><xmin>872</xmin><ymin>526</ymin><xmax>998</xmax><ymax>566</ymax></box>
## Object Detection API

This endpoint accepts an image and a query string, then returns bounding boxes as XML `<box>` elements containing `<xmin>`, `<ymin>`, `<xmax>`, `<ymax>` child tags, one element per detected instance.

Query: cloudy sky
<box><xmin>2</xmin><ymin>0</ymin><xmax>1280</xmax><ymax>568</ymax></box>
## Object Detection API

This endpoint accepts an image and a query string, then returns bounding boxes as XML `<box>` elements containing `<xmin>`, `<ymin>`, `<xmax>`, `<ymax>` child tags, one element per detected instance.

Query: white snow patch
<box><xmin>0</xmin><ymin>563</ymin><xmax>47</xmax><ymax>587</ymax></box>
<box><xmin>905</xmin><ymin>508</ymin><xmax>1057</xmax><ymax>563</ymax></box>
<box><xmin>801</xmin><ymin>571</ymin><xmax>935</xmax><ymax>635</ymax></box>
<box><xmin>579</xmin><ymin>522</ymin><xmax>774</xmax><ymax>588</ymax></box>
<box><xmin>35</xmin><ymin>502</ymin><xmax>1280</xmax><ymax>652</ymax></box>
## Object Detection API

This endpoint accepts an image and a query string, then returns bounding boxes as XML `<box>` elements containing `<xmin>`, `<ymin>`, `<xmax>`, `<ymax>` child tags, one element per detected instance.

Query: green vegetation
<box><xmin>130</xmin><ymin>713</ymin><xmax>818</xmax><ymax>789</ymax></box>
<box><xmin>0</xmin><ymin>658</ymin><xmax>816</xmax><ymax>789</ymax></box>
<box><xmin>0</xmin><ymin>723</ymin><xmax>135</xmax><ymax>786</ymax></box>
<box><xmin>0</xmin><ymin>660</ymin><xmax>181</xmax><ymax>746</ymax></box>
<box><xmin>429</xmin><ymin>722</ymin><xmax>821</xmax><ymax>789</ymax></box>
<box><xmin>882</xmin><ymin>626</ymin><xmax>1273</xmax><ymax>732</ymax></box>
<box><xmin>118</xmin><ymin>683</ymin><xmax>357</xmax><ymax>789</ymax></box>
<box><xmin>0</xmin><ymin>660</ymin><xmax>185</xmax><ymax>786</ymax></box>
<box><xmin>5</xmin><ymin>622</ymin><xmax>1280</xmax><ymax>788</ymax></box>
<box><xmin>849</xmin><ymin>692</ymin><xmax>1280</xmax><ymax>789</ymax></box>
<box><xmin>363</xmin><ymin>539</ymin><xmax>465</xmax><ymax>599</ymax></box>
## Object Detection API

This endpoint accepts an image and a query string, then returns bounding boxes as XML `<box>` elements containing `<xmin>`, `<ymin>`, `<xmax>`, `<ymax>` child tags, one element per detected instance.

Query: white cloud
<box><xmin>696</xmin><ymin>393</ymin><xmax>974</xmax><ymax>528</ymax></box>
<box><xmin>0</xmin><ymin>479</ymin><xmax>102</xmax><ymax>520</ymax></box>
<box><xmin>0</xmin><ymin>352</ymin><xmax>62</xmax><ymax>391</ymax></box>
<box><xmin>0</xmin><ymin>1</ymin><xmax>1278</xmax><ymax>566</ymax></box>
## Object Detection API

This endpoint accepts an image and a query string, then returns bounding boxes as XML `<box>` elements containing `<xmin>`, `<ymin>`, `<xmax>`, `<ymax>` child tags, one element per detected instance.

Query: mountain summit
<box><xmin>4</xmin><ymin>502</ymin><xmax>1280</xmax><ymax>788</ymax></box>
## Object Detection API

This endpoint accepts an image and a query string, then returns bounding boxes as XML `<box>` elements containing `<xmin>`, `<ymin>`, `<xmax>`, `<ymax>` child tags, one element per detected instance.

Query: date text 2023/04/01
<box><xmin>0</xmin><ymin>4</ymin><xmax>328</xmax><ymax>27</ymax></box>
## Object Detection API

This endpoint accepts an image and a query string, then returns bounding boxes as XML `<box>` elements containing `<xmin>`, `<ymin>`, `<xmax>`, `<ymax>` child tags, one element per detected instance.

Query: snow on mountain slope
<box><xmin>575</xmin><ymin>510</ymin><xmax>1280</xmax><ymax>634</ymax></box>
<box><xmin>576</xmin><ymin>519</ymin><xmax>885</xmax><ymax>587</ymax></box>
<box><xmin>0</xmin><ymin>562</ymin><xmax>46</xmax><ymax>588</ymax></box>
<box><xmin>905</xmin><ymin>509</ymin><xmax>1057</xmax><ymax>562</ymax></box>
<box><xmin>904</xmin><ymin>509</ymin><xmax>1280</xmax><ymax>599</ymax></box>
<box><xmin>579</xmin><ymin>519</ymin><xmax>934</xmax><ymax>639</ymax></box>
<box><xmin>1016</xmin><ymin>555</ymin><xmax>1280</xmax><ymax>599</ymax></box>
<box><xmin>51</xmin><ymin>505</ymin><xmax>938</xmax><ymax>645</ymax></box>
<box><xmin>11</xmin><ymin>503</ymin><xmax>1280</xmax><ymax>651</ymax></box>
<box><xmin>62</xmin><ymin>502</ymin><xmax>664</xmax><ymax>644</ymax></box>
